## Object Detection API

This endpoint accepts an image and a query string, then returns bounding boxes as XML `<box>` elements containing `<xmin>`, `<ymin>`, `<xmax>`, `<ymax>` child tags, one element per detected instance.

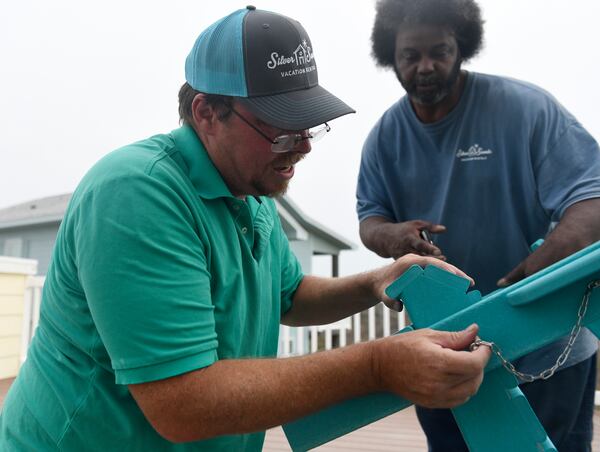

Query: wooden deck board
<box><xmin>264</xmin><ymin>404</ymin><xmax>600</xmax><ymax>451</ymax></box>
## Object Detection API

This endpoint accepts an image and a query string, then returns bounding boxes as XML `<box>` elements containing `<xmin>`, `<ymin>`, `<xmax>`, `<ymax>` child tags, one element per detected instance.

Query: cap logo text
<box><xmin>267</xmin><ymin>40</ymin><xmax>314</xmax><ymax>70</ymax></box>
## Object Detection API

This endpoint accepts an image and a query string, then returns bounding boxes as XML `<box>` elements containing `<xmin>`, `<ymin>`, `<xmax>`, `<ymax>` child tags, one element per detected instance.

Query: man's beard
<box><xmin>253</xmin><ymin>178</ymin><xmax>290</xmax><ymax>198</ymax></box>
<box><xmin>250</xmin><ymin>153</ymin><xmax>304</xmax><ymax>197</ymax></box>
<box><xmin>396</xmin><ymin>58</ymin><xmax>462</xmax><ymax>106</ymax></box>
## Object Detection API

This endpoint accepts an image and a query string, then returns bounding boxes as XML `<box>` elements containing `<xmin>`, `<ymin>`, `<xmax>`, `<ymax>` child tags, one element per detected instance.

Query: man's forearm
<box><xmin>281</xmin><ymin>274</ymin><xmax>380</xmax><ymax>326</ymax></box>
<box><xmin>129</xmin><ymin>342</ymin><xmax>377</xmax><ymax>443</ymax></box>
<box><xmin>526</xmin><ymin>198</ymin><xmax>600</xmax><ymax>275</ymax></box>
<box><xmin>359</xmin><ymin>216</ymin><xmax>395</xmax><ymax>258</ymax></box>
<box><xmin>129</xmin><ymin>324</ymin><xmax>489</xmax><ymax>444</ymax></box>
<box><xmin>499</xmin><ymin>198</ymin><xmax>600</xmax><ymax>286</ymax></box>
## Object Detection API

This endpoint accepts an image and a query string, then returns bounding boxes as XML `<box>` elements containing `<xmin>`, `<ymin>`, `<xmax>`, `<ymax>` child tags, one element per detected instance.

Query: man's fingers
<box><xmin>497</xmin><ymin>261</ymin><xmax>526</xmax><ymax>287</ymax></box>
<box><xmin>433</xmin><ymin>326</ymin><xmax>492</xmax><ymax>375</ymax></box>
<box><xmin>436</xmin><ymin>324</ymin><xmax>479</xmax><ymax>351</ymax></box>
<box><xmin>382</xmin><ymin>297</ymin><xmax>404</xmax><ymax>312</ymax></box>
<box><xmin>400</xmin><ymin>253</ymin><xmax>474</xmax><ymax>285</ymax></box>
<box><xmin>412</xmin><ymin>238</ymin><xmax>443</xmax><ymax>256</ymax></box>
<box><xmin>413</xmin><ymin>347</ymin><xmax>488</xmax><ymax>408</ymax></box>
<box><xmin>426</xmin><ymin>224</ymin><xmax>447</xmax><ymax>234</ymax></box>
<box><xmin>444</xmin><ymin>374</ymin><xmax>484</xmax><ymax>407</ymax></box>
<box><xmin>411</xmin><ymin>220</ymin><xmax>446</xmax><ymax>233</ymax></box>
<box><xmin>378</xmin><ymin>329</ymin><xmax>490</xmax><ymax>409</ymax></box>
<box><xmin>422</xmin><ymin>258</ymin><xmax>474</xmax><ymax>285</ymax></box>
<box><xmin>465</xmin><ymin>342</ymin><xmax>492</xmax><ymax>370</ymax></box>
<box><xmin>410</xmin><ymin>220</ymin><xmax>432</xmax><ymax>230</ymax></box>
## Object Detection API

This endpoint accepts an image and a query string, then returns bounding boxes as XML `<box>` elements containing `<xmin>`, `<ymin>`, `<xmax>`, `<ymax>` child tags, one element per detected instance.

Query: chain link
<box><xmin>469</xmin><ymin>279</ymin><xmax>600</xmax><ymax>383</ymax></box>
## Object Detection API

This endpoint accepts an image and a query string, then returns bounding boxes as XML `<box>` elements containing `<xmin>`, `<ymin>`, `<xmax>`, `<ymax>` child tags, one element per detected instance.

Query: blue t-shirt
<box><xmin>357</xmin><ymin>72</ymin><xmax>600</xmax><ymax>374</ymax></box>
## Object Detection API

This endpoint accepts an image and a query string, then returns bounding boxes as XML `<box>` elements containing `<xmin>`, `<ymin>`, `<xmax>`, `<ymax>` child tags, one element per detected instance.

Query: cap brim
<box><xmin>236</xmin><ymin>84</ymin><xmax>355</xmax><ymax>130</ymax></box>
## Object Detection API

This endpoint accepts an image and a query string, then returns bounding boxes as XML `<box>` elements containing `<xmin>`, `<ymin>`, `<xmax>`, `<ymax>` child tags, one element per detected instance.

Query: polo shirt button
<box><xmin>233</xmin><ymin>204</ymin><xmax>240</xmax><ymax>210</ymax></box>
<box><xmin>241</xmin><ymin>227</ymin><xmax>248</xmax><ymax>234</ymax></box>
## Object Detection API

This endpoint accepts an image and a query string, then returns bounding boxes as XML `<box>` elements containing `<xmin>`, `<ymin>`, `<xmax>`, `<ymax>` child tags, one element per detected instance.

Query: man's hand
<box><xmin>371</xmin><ymin>324</ymin><xmax>490</xmax><ymax>408</ymax></box>
<box><xmin>373</xmin><ymin>253</ymin><xmax>474</xmax><ymax>311</ymax></box>
<box><xmin>498</xmin><ymin>199</ymin><xmax>600</xmax><ymax>287</ymax></box>
<box><xmin>360</xmin><ymin>216</ymin><xmax>446</xmax><ymax>260</ymax></box>
<box><xmin>497</xmin><ymin>240</ymin><xmax>565</xmax><ymax>287</ymax></box>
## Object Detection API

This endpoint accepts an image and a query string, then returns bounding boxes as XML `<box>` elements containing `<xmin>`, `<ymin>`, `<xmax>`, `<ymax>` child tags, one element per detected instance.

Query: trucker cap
<box><xmin>185</xmin><ymin>5</ymin><xmax>355</xmax><ymax>130</ymax></box>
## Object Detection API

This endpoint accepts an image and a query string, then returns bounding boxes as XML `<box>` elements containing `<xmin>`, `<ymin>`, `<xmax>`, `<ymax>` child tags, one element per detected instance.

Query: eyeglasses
<box><xmin>229</xmin><ymin>108</ymin><xmax>331</xmax><ymax>153</ymax></box>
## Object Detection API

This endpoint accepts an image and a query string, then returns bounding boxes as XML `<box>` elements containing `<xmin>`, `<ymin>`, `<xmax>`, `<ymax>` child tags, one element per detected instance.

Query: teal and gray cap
<box><xmin>185</xmin><ymin>5</ymin><xmax>355</xmax><ymax>130</ymax></box>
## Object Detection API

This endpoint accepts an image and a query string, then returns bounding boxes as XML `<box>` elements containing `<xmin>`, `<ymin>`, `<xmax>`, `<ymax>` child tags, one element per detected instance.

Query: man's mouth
<box><xmin>416</xmin><ymin>80</ymin><xmax>439</xmax><ymax>90</ymax></box>
<box><xmin>273</xmin><ymin>165</ymin><xmax>295</xmax><ymax>179</ymax></box>
<box><xmin>274</xmin><ymin>165</ymin><xmax>293</xmax><ymax>172</ymax></box>
<box><xmin>273</xmin><ymin>155</ymin><xmax>304</xmax><ymax>174</ymax></box>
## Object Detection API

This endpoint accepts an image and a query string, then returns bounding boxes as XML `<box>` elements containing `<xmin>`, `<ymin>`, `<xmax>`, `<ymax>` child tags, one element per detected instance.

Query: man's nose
<box><xmin>295</xmin><ymin>136</ymin><xmax>312</xmax><ymax>154</ymax></box>
<box><xmin>417</xmin><ymin>57</ymin><xmax>434</xmax><ymax>74</ymax></box>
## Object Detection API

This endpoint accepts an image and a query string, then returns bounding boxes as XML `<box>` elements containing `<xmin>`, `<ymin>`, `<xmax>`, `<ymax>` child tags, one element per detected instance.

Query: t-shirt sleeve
<box><xmin>356</xmin><ymin>123</ymin><xmax>397</xmax><ymax>222</ymax></box>
<box><xmin>74</xmin><ymin>171</ymin><xmax>218</xmax><ymax>385</ymax></box>
<box><xmin>532</xmin><ymin>108</ymin><xmax>600</xmax><ymax>221</ymax></box>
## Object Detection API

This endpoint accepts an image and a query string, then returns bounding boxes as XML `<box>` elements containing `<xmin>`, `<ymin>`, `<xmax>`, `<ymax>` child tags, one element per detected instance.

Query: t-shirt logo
<box><xmin>456</xmin><ymin>144</ymin><xmax>493</xmax><ymax>162</ymax></box>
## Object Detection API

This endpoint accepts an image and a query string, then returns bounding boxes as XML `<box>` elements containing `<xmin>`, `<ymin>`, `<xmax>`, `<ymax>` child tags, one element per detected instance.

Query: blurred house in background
<box><xmin>0</xmin><ymin>193</ymin><xmax>354</xmax><ymax>276</ymax></box>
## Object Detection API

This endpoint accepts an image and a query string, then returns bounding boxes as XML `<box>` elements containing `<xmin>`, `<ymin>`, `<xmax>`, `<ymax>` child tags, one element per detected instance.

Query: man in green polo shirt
<box><xmin>0</xmin><ymin>7</ymin><xmax>490</xmax><ymax>451</ymax></box>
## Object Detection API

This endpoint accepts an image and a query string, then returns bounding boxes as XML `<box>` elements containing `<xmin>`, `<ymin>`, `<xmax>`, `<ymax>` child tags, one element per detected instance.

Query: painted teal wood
<box><xmin>452</xmin><ymin>368</ymin><xmax>554</xmax><ymax>451</ymax></box>
<box><xmin>397</xmin><ymin>264</ymin><xmax>555</xmax><ymax>451</ymax></box>
<box><xmin>283</xmin><ymin>240</ymin><xmax>600</xmax><ymax>451</ymax></box>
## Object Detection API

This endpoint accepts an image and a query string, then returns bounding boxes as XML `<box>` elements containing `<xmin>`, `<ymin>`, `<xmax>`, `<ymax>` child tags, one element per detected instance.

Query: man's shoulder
<box><xmin>369</xmin><ymin>98</ymin><xmax>408</xmax><ymax>133</ymax></box>
<box><xmin>472</xmin><ymin>72</ymin><xmax>558</xmax><ymax>106</ymax></box>
<box><xmin>69</xmin><ymin>131</ymin><xmax>184</xmax><ymax>208</ymax></box>
<box><xmin>85</xmin><ymin>132</ymin><xmax>178</xmax><ymax>183</ymax></box>
<box><xmin>102</xmin><ymin>132</ymin><xmax>176</xmax><ymax>171</ymax></box>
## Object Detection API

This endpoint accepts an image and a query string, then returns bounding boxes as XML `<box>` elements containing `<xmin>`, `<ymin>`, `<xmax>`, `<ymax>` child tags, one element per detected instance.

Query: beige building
<box><xmin>0</xmin><ymin>256</ymin><xmax>36</xmax><ymax>379</ymax></box>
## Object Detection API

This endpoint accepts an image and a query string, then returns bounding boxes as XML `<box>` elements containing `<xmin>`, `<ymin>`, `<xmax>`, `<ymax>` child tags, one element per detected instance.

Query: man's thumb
<box><xmin>497</xmin><ymin>262</ymin><xmax>526</xmax><ymax>287</ymax></box>
<box><xmin>438</xmin><ymin>324</ymin><xmax>479</xmax><ymax>351</ymax></box>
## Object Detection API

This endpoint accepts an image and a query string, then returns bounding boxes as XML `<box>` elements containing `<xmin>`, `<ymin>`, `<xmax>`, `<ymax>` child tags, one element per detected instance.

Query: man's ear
<box><xmin>191</xmin><ymin>93</ymin><xmax>219</xmax><ymax>135</ymax></box>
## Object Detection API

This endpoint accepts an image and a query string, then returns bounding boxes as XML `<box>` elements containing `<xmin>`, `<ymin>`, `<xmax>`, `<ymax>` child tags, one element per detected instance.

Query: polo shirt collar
<box><xmin>170</xmin><ymin>125</ymin><xmax>233</xmax><ymax>200</ymax></box>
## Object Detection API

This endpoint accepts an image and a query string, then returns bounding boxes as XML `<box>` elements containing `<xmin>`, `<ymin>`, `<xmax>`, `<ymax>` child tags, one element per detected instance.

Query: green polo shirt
<box><xmin>0</xmin><ymin>126</ymin><xmax>304</xmax><ymax>451</ymax></box>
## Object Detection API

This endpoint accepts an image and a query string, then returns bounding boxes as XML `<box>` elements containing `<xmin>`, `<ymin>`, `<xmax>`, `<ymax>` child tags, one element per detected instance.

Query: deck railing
<box><xmin>277</xmin><ymin>306</ymin><xmax>406</xmax><ymax>357</ymax></box>
<box><xmin>20</xmin><ymin>276</ymin><xmax>44</xmax><ymax>364</ymax></box>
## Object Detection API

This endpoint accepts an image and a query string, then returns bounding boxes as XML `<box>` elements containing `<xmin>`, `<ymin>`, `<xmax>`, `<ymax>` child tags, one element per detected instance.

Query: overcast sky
<box><xmin>2</xmin><ymin>1</ymin><xmax>599</xmax><ymax>276</ymax></box>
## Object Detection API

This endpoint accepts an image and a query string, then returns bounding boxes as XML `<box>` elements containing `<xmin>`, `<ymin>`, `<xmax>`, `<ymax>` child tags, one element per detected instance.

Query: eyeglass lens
<box><xmin>271</xmin><ymin>123</ymin><xmax>331</xmax><ymax>153</ymax></box>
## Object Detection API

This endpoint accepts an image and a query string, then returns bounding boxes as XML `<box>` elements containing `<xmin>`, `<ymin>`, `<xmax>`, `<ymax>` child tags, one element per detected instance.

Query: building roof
<box><xmin>275</xmin><ymin>196</ymin><xmax>355</xmax><ymax>252</ymax></box>
<box><xmin>0</xmin><ymin>193</ymin><xmax>355</xmax><ymax>252</ymax></box>
<box><xmin>0</xmin><ymin>193</ymin><xmax>72</xmax><ymax>229</ymax></box>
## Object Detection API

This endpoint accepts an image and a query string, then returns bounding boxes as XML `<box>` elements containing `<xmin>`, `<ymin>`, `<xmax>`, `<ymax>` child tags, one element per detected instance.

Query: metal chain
<box><xmin>469</xmin><ymin>279</ymin><xmax>600</xmax><ymax>383</ymax></box>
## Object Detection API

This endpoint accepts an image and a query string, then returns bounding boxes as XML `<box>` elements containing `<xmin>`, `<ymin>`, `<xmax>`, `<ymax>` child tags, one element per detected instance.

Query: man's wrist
<box><xmin>365</xmin><ymin>339</ymin><xmax>385</xmax><ymax>393</ymax></box>
<box><xmin>371</xmin><ymin>222</ymin><xmax>397</xmax><ymax>258</ymax></box>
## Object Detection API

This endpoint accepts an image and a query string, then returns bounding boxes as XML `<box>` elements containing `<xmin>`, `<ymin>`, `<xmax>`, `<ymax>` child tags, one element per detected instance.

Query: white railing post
<box><xmin>281</xmin><ymin>325</ymin><xmax>291</xmax><ymax>357</ymax></box>
<box><xmin>368</xmin><ymin>307</ymin><xmax>376</xmax><ymax>340</ymax></box>
<box><xmin>353</xmin><ymin>313</ymin><xmax>361</xmax><ymax>344</ymax></box>
<box><xmin>324</xmin><ymin>329</ymin><xmax>332</xmax><ymax>350</ymax></box>
<box><xmin>339</xmin><ymin>327</ymin><xmax>347</xmax><ymax>347</ymax></box>
<box><xmin>310</xmin><ymin>326</ymin><xmax>318</xmax><ymax>353</ymax></box>
<box><xmin>295</xmin><ymin>327</ymin><xmax>304</xmax><ymax>355</ymax></box>
<box><xmin>382</xmin><ymin>305</ymin><xmax>390</xmax><ymax>337</ymax></box>
<box><xmin>20</xmin><ymin>275</ymin><xmax>44</xmax><ymax>364</ymax></box>
<box><xmin>277</xmin><ymin>302</ymin><xmax>403</xmax><ymax>359</ymax></box>
<box><xmin>20</xmin><ymin>281</ymin><xmax>35</xmax><ymax>363</ymax></box>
